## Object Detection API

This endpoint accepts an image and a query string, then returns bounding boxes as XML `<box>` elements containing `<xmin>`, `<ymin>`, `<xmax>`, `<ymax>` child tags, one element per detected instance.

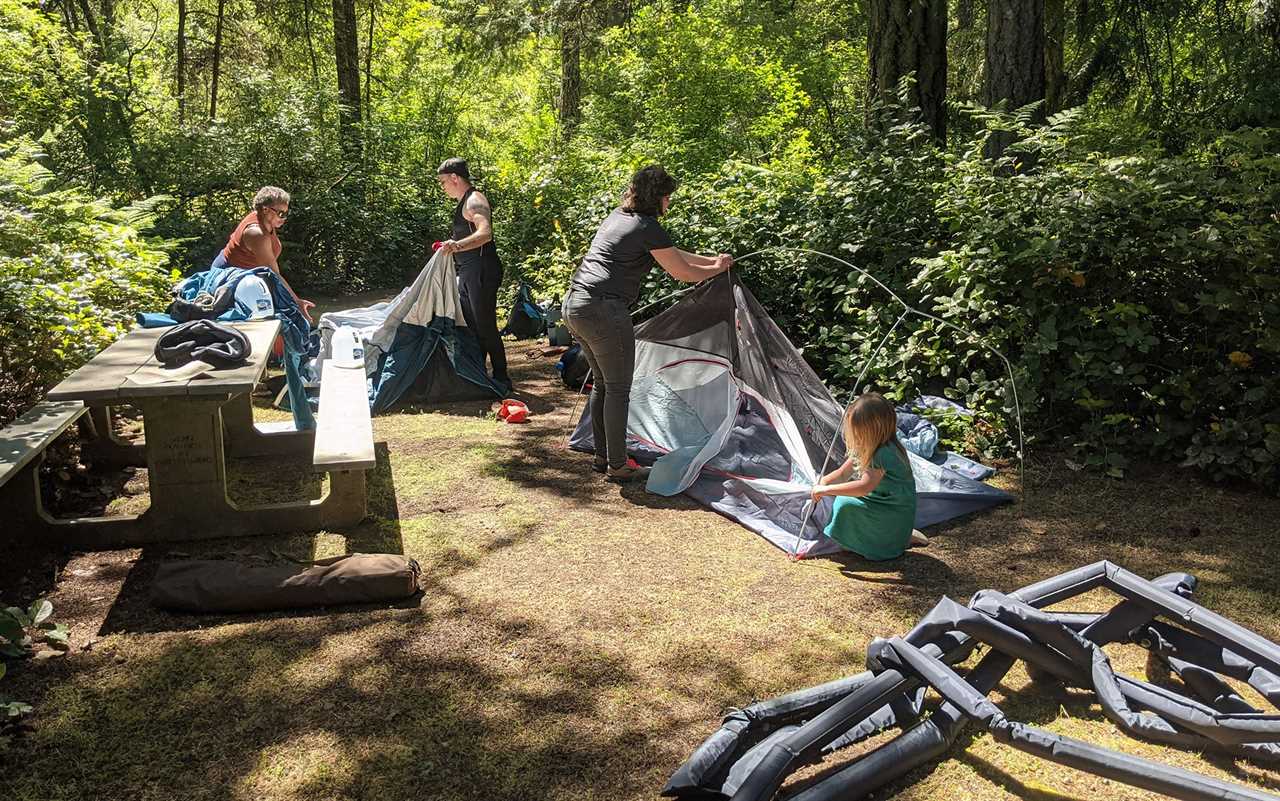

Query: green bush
<box><xmin>0</xmin><ymin>137</ymin><xmax>177</xmax><ymax>421</ymax></box>
<box><xmin>1</xmin><ymin>598</ymin><xmax>67</xmax><ymax>726</ymax></box>
<box><xmin>504</xmin><ymin>112</ymin><xmax>1280</xmax><ymax>487</ymax></box>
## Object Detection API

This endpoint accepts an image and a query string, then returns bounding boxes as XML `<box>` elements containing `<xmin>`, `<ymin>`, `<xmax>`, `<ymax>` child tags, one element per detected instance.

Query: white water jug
<box><xmin>331</xmin><ymin>326</ymin><xmax>364</xmax><ymax>369</ymax></box>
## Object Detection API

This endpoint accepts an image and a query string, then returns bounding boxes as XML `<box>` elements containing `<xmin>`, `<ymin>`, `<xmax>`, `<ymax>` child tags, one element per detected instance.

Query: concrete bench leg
<box><xmin>222</xmin><ymin>393</ymin><xmax>314</xmax><ymax>458</ymax></box>
<box><xmin>79</xmin><ymin>405</ymin><xmax>146</xmax><ymax>467</ymax></box>
<box><xmin>6</xmin><ymin>396</ymin><xmax>369</xmax><ymax>548</ymax></box>
<box><xmin>2</xmin><ymin>452</ymin><xmax>152</xmax><ymax>546</ymax></box>
<box><xmin>3</xmin><ymin>459</ymin><xmax>50</xmax><ymax>539</ymax></box>
<box><xmin>319</xmin><ymin>469</ymin><xmax>368</xmax><ymax>529</ymax></box>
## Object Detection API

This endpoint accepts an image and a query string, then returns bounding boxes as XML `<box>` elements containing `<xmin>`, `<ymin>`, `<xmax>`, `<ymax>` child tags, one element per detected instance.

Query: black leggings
<box><xmin>457</xmin><ymin>257</ymin><xmax>509</xmax><ymax>383</ymax></box>
<box><xmin>562</xmin><ymin>290</ymin><xmax>634</xmax><ymax>469</ymax></box>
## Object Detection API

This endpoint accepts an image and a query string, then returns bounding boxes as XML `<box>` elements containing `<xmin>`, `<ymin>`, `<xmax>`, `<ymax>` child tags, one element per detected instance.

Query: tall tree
<box><xmin>439</xmin><ymin>0</ymin><xmax>636</xmax><ymax>141</ymax></box>
<box><xmin>176</xmin><ymin>0</ymin><xmax>187</xmax><ymax>123</ymax></box>
<box><xmin>1044</xmin><ymin>0</ymin><xmax>1065</xmax><ymax>113</ymax></box>
<box><xmin>559</xmin><ymin>23</ymin><xmax>582</xmax><ymax>134</ymax></box>
<box><xmin>983</xmin><ymin>0</ymin><xmax>1045</xmax><ymax>158</ymax></box>
<box><xmin>865</xmin><ymin>0</ymin><xmax>948</xmax><ymax>144</ymax></box>
<box><xmin>210</xmin><ymin>0</ymin><xmax>226</xmax><ymax>119</ymax></box>
<box><xmin>332</xmin><ymin>0</ymin><xmax>362</xmax><ymax>157</ymax></box>
<box><xmin>363</xmin><ymin>0</ymin><xmax>375</xmax><ymax>123</ymax></box>
<box><xmin>303</xmin><ymin>0</ymin><xmax>320</xmax><ymax>86</ymax></box>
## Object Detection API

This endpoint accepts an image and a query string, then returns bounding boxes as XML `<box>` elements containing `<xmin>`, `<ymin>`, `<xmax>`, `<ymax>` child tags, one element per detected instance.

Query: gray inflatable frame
<box><xmin>664</xmin><ymin>561</ymin><xmax>1280</xmax><ymax>801</ymax></box>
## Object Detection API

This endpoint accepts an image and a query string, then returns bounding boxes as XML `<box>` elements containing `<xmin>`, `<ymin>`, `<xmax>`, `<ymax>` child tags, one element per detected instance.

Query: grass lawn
<box><xmin>2</xmin><ymin>323</ymin><xmax>1279</xmax><ymax>801</ymax></box>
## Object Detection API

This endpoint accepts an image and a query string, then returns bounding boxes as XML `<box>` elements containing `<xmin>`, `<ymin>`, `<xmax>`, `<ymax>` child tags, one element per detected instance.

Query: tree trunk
<box><xmin>61</xmin><ymin>0</ymin><xmax>79</xmax><ymax>32</ymax></box>
<box><xmin>210</xmin><ymin>0</ymin><xmax>226</xmax><ymax>119</ymax></box>
<box><xmin>303</xmin><ymin>0</ymin><xmax>320</xmax><ymax>86</ymax></box>
<box><xmin>363</xmin><ymin>0</ymin><xmax>375</xmax><ymax>123</ymax></box>
<box><xmin>72</xmin><ymin>0</ymin><xmax>147</xmax><ymax>190</ymax></box>
<box><xmin>1045</xmin><ymin>0</ymin><xmax>1065</xmax><ymax>114</ymax></box>
<box><xmin>177</xmin><ymin>0</ymin><xmax>187</xmax><ymax>123</ymax></box>
<box><xmin>559</xmin><ymin>24</ymin><xmax>583</xmax><ymax>136</ymax></box>
<box><xmin>76</xmin><ymin>0</ymin><xmax>103</xmax><ymax>49</ymax></box>
<box><xmin>332</xmin><ymin>0</ymin><xmax>362</xmax><ymax>157</ymax></box>
<box><xmin>865</xmin><ymin>0</ymin><xmax>948</xmax><ymax>144</ymax></box>
<box><xmin>956</xmin><ymin>0</ymin><xmax>974</xmax><ymax>31</ymax></box>
<box><xmin>983</xmin><ymin>0</ymin><xmax>1045</xmax><ymax>159</ymax></box>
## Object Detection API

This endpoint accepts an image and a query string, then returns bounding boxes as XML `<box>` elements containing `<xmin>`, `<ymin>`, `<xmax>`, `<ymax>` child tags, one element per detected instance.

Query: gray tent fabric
<box><xmin>317</xmin><ymin>249</ymin><xmax>462</xmax><ymax>371</ymax></box>
<box><xmin>569</xmin><ymin>274</ymin><xmax>1011</xmax><ymax>558</ymax></box>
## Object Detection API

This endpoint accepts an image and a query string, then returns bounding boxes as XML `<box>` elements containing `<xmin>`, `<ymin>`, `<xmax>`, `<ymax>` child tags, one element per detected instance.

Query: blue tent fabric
<box><xmin>314</xmin><ymin>250</ymin><xmax>505</xmax><ymax>413</ymax></box>
<box><xmin>137</xmin><ymin>258</ymin><xmax>318</xmax><ymax>431</ymax></box>
<box><xmin>369</xmin><ymin>315</ymin><xmax>504</xmax><ymax>413</ymax></box>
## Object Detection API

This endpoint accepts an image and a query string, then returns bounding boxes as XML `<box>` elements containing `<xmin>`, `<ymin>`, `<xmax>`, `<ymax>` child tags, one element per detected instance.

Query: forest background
<box><xmin>2</xmin><ymin>0</ymin><xmax>1279</xmax><ymax>487</ymax></box>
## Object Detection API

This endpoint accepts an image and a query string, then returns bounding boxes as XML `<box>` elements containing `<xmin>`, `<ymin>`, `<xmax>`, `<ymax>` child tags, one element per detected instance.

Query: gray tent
<box><xmin>570</xmin><ymin>274</ymin><xmax>1011</xmax><ymax>558</ymax></box>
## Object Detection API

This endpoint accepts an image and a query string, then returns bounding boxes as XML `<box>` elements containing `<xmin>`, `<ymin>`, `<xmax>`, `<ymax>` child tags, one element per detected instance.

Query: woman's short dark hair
<box><xmin>621</xmin><ymin>165</ymin><xmax>678</xmax><ymax>217</ymax></box>
<box><xmin>437</xmin><ymin>157</ymin><xmax>471</xmax><ymax>181</ymax></box>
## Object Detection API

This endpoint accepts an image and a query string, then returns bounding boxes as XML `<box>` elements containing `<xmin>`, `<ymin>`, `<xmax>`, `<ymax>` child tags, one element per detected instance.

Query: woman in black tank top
<box><xmin>436</xmin><ymin>160</ymin><xmax>509</xmax><ymax>389</ymax></box>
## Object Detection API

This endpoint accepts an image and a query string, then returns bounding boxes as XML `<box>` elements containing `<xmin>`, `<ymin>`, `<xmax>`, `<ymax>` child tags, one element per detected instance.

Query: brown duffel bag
<box><xmin>151</xmin><ymin>553</ymin><xmax>421</xmax><ymax>613</ymax></box>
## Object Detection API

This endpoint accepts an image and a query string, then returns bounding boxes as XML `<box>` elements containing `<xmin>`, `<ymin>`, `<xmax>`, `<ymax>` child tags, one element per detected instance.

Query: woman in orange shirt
<box><xmin>217</xmin><ymin>186</ymin><xmax>313</xmax><ymax>321</ymax></box>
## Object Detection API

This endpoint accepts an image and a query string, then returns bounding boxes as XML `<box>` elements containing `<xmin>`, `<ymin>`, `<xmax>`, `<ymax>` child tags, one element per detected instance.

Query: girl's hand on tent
<box><xmin>300</xmin><ymin>299</ymin><xmax>315</xmax><ymax>323</ymax></box>
<box><xmin>809</xmin><ymin>484</ymin><xmax>826</xmax><ymax>501</ymax></box>
<box><xmin>715</xmin><ymin>254</ymin><xmax>733</xmax><ymax>273</ymax></box>
<box><xmin>440</xmin><ymin>239</ymin><xmax>459</xmax><ymax>255</ymax></box>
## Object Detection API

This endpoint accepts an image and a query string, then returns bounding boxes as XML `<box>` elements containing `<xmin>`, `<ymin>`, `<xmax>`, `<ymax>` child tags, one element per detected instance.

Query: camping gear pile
<box><xmin>504</xmin><ymin>282</ymin><xmax>572</xmax><ymax>345</ymax></box>
<box><xmin>569</xmin><ymin>273</ymin><xmax>1011</xmax><ymax>558</ymax></box>
<box><xmin>139</xmin><ymin>264</ymin><xmax>318</xmax><ymax>429</ymax></box>
<box><xmin>665</xmin><ymin>561</ymin><xmax>1280</xmax><ymax>801</ymax></box>
<box><xmin>313</xmin><ymin>249</ymin><xmax>507</xmax><ymax>412</ymax></box>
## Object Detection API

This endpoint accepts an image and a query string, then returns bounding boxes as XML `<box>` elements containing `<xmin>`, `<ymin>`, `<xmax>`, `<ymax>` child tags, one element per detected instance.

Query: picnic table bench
<box><xmin>1</xmin><ymin>399</ymin><xmax>91</xmax><ymax>523</ymax></box>
<box><xmin>0</xmin><ymin>320</ymin><xmax>375</xmax><ymax>547</ymax></box>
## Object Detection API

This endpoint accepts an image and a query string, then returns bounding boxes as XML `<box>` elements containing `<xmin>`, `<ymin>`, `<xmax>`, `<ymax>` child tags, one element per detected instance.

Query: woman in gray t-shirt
<box><xmin>562</xmin><ymin>165</ymin><xmax>733</xmax><ymax>481</ymax></box>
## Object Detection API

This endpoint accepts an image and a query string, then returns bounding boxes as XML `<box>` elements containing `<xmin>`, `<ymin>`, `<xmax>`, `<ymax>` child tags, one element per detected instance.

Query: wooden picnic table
<box><xmin>18</xmin><ymin>319</ymin><xmax>365</xmax><ymax>547</ymax></box>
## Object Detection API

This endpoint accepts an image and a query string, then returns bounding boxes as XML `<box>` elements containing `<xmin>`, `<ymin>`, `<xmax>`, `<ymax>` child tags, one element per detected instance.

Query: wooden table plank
<box><xmin>313</xmin><ymin>360</ymin><xmax>375</xmax><ymax>472</ymax></box>
<box><xmin>123</xmin><ymin>320</ymin><xmax>280</xmax><ymax>399</ymax></box>
<box><xmin>182</xmin><ymin>320</ymin><xmax>280</xmax><ymax>396</ymax></box>
<box><xmin>47</xmin><ymin>320</ymin><xmax>281</xmax><ymax>403</ymax></box>
<box><xmin>46</xmin><ymin>329</ymin><xmax>166</xmax><ymax>401</ymax></box>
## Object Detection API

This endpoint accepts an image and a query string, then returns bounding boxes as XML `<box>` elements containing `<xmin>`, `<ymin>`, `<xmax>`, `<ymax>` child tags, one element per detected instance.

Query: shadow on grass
<box><xmin>96</xmin><ymin>441</ymin><xmax>403</xmax><ymax>636</ymax></box>
<box><xmin>483</xmin><ymin>368</ymin><xmax>619</xmax><ymax>509</ymax></box>
<box><xmin>0</xmin><ymin>520</ymin><xmax>680</xmax><ymax>801</ymax></box>
<box><xmin>958</xmin><ymin>751</ymin><xmax>1091</xmax><ymax>801</ymax></box>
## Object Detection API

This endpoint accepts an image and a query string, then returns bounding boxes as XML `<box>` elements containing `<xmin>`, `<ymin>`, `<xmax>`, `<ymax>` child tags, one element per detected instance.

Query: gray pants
<box><xmin>562</xmin><ymin>289</ymin><xmax>634</xmax><ymax>470</ymax></box>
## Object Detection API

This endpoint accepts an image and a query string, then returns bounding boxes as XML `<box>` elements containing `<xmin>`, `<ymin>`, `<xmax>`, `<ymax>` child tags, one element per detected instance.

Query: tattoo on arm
<box><xmin>465</xmin><ymin>193</ymin><xmax>492</xmax><ymax>223</ymax></box>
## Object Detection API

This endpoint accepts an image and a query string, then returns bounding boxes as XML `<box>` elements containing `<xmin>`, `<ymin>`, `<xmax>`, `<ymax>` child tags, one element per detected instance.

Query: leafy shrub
<box><xmin>0</xmin><ymin>137</ymin><xmax>177</xmax><ymax>421</ymax></box>
<box><xmin>1</xmin><ymin>598</ymin><xmax>67</xmax><ymax>725</ymax></box>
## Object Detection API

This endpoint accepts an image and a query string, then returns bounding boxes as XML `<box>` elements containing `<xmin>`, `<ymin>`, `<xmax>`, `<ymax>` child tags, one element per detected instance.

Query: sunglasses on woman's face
<box><xmin>270</xmin><ymin>206</ymin><xmax>289</xmax><ymax>220</ymax></box>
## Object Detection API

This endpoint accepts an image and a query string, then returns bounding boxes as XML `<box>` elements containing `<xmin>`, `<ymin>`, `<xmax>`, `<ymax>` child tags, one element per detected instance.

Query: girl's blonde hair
<box><xmin>842</xmin><ymin>392</ymin><xmax>910</xmax><ymax>475</ymax></box>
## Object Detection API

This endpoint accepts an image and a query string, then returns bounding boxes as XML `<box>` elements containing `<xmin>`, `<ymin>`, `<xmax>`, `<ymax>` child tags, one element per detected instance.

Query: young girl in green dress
<box><xmin>810</xmin><ymin>392</ymin><xmax>928</xmax><ymax>560</ymax></box>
